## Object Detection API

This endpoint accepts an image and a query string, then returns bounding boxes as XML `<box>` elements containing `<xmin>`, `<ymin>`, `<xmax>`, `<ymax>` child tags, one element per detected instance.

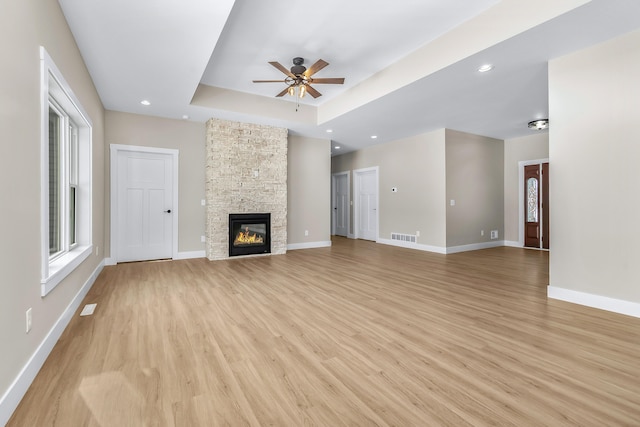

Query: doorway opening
<box><xmin>331</xmin><ymin>171</ymin><xmax>350</xmax><ymax>237</ymax></box>
<box><xmin>519</xmin><ymin>159</ymin><xmax>549</xmax><ymax>249</ymax></box>
<box><xmin>353</xmin><ymin>166</ymin><xmax>379</xmax><ymax>242</ymax></box>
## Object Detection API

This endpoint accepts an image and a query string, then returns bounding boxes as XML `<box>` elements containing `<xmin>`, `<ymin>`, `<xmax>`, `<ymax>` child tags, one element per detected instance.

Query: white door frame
<box><xmin>518</xmin><ymin>158</ymin><xmax>549</xmax><ymax>248</ymax></box>
<box><xmin>331</xmin><ymin>171</ymin><xmax>350</xmax><ymax>236</ymax></box>
<box><xmin>353</xmin><ymin>166</ymin><xmax>379</xmax><ymax>241</ymax></box>
<box><xmin>109</xmin><ymin>144</ymin><xmax>179</xmax><ymax>264</ymax></box>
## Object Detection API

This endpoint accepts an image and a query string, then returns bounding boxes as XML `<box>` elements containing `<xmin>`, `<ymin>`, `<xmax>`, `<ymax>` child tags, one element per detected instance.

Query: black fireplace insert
<box><xmin>228</xmin><ymin>213</ymin><xmax>271</xmax><ymax>257</ymax></box>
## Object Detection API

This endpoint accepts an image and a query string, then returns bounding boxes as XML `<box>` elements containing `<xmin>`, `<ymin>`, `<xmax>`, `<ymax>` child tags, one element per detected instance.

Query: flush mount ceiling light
<box><xmin>140</xmin><ymin>100</ymin><xmax>151</xmax><ymax>106</ymax></box>
<box><xmin>478</xmin><ymin>64</ymin><xmax>494</xmax><ymax>72</ymax></box>
<box><xmin>528</xmin><ymin>119</ymin><xmax>549</xmax><ymax>130</ymax></box>
<box><xmin>371</xmin><ymin>135</ymin><xmax>378</xmax><ymax>139</ymax></box>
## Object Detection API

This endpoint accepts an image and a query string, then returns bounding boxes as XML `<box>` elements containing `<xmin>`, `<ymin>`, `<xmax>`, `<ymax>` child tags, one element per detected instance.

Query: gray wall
<box><xmin>288</xmin><ymin>135</ymin><xmax>332</xmax><ymax>245</ymax></box>
<box><xmin>503</xmin><ymin>133</ymin><xmax>549</xmax><ymax>244</ymax></box>
<box><xmin>549</xmin><ymin>29</ymin><xmax>640</xmax><ymax>303</ymax></box>
<box><xmin>332</xmin><ymin>130</ymin><xmax>447</xmax><ymax>248</ymax></box>
<box><xmin>0</xmin><ymin>0</ymin><xmax>106</xmax><ymax>412</ymax></box>
<box><xmin>106</xmin><ymin>112</ymin><xmax>331</xmax><ymax>254</ymax></box>
<box><xmin>445</xmin><ymin>130</ymin><xmax>504</xmax><ymax>247</ymax></box>
<box><xmin>105</xmin><ymin>111</ymin><xmax>206</xmax><ymax>255</ymax></box>
<box><xmin>331</xmin><ymin>128</ymin><xmax>505</xmax><ymax>250</ymax></box>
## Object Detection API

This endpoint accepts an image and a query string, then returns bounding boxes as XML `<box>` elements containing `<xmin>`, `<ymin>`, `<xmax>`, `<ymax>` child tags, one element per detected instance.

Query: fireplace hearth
<box><xmin>229</xmin><ymin>213</ymin><xmax>271</xmax><ymax>257</ymax></box>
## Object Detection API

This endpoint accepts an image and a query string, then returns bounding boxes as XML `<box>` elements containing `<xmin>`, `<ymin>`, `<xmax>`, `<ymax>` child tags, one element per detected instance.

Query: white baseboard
<box><xmin>347</xmin><ymin>233</ymin><xmax>356</xmax><ymax>239</ymax></box>
<box><xmin>104</xmin><ymin>257</ymin><xmax>116</xmax><ymax>266</ymax></box>
<box><xmin>0</xmin><ymin>260</ymin><xmax>105</xmax><ymax>426</ymax></box>
<box><xmin>504</xmin><ymin>240</ymin><xmax>521</xmax><ymax>248</ymax></box>
<box><xmin>287</xmin><ymin>241</ymin><xmax>332</xmax><ymax>250</ymax></box>
<box><xmin>175</xmin><ymin>250</ymin><xmax>206</xmax><ymax>260</ymax></box>
<box><xmin>548</xmin><ymin>286</ymin><xmax>640</xmax><ymax>319</ymax></box>
<box><xmin>445</xmin><ymin>240</ymin><xmax>505</xmax><ymax>254</ymax></box>
<box><xmin>377</xmin><ymin>238</ymin><xmax>447</xmax><ymax>254</ymax></box>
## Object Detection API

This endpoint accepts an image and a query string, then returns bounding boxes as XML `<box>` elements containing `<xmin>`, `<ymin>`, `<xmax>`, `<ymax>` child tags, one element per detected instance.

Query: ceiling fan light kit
<box><xmin>253</xmin><ymin>57</ymin><xmax>345</xmax><ymax>109</ymax></box>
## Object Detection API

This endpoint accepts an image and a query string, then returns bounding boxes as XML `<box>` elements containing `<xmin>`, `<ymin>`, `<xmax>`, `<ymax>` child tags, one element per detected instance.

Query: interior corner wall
<box><xmin>331</xmin><ymin>129</ymin><xmax>447</xmax><ymax>248</ymax></box>
<box><xmin>549</xmin><ymin>29</ymin><xmax>640</xmax><ymax>304</ymax></box>
<box><xmin>287</xmin><ymin>135</ymin><xmax>331</xmax><ymax>246</ymax></box>
<box><xmin>445</xmin><ymin>129</ymin><xmax>504</xmax><ymax>247</ymax></box>
<box><xmin>0</xmin><ymin>0</ymin><xmax>105</xmax><ymax>422</ymax></box>
<box><xmin>104</xmin><ymin>111</ymin><xmax>207</xmax><ymax>255</ymax></box>
<box><xmin>205</xmin><ymin>118</ymin><xmax>288</xmax><ymax>260</ymax></box>
<box><xmin>503</xmin><ymin>133</ymin><xmax>549</xmax><ymax>243</ymax></box>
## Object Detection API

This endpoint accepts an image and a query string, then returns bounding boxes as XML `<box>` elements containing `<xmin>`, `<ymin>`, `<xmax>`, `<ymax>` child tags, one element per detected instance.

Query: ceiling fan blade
<box><xmin>309</xmin><ymin>77</ymin><xmax>345</xmax><ymax>84</ymax></box>
<box><xmin>253</xmin><ymin>80</ymin><xmax>286</xmax><ymax>83</ymax></box>
<box><xmin>275</xmin><ymin>87</ymin><xmax>289</xmax><ymax>97</ymax></box>
<box><xmin>269</xmin><ymin>61</ymin><xmax>296</xmax><ymax>79</ymax></box>
<box><xmin>304</xmin><ymin>59</ymin><xmax>329</xmax><ymax>78</ymax></box>
<box><xmin>305</xmin><ymin>84</ymin><xmax>322</xmax><ymax>98</ymax></box>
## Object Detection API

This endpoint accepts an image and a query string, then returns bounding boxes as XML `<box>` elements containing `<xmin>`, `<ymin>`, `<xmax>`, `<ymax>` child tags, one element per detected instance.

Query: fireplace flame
<box><xmin>234</xmin><ymin>227</ymin><xmax>264</xmax><ymax>245</ymax></box>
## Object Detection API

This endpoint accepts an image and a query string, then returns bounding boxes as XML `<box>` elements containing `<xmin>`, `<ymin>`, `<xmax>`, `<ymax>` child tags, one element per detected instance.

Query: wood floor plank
<box><xmin>8</xmin><ymin>238</ymin><xmax>640</xmax><ymax>426</ymax></box>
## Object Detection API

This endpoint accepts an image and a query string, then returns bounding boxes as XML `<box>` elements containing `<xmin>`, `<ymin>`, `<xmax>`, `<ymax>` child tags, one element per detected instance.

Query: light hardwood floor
<box><xmin>9</xmin><ymin>237</ymin><xmax>640</xmax><ymax>426</ymax></box>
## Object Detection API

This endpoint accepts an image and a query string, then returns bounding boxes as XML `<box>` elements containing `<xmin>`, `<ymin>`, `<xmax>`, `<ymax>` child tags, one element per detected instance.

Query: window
<box><xmin>40</xmin><ymin>47</ymin><xmax>92</xmax><ymax>296</ymax></box>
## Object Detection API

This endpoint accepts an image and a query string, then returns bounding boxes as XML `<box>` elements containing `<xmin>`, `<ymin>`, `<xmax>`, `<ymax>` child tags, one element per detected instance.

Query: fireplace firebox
<box><xmin>229</xmin><ymin>213</ymin><xmax>271</xmax><ymax>257</ymax></box>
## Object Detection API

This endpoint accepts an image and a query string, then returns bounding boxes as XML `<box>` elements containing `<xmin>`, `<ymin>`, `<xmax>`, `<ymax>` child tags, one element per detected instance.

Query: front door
<box><xmin>354</xmin><ymin>167</ymin><xmax>378</xmax><ymax>241</ymax></box>
<box><xmin>524</xmin><ymin>163</ymin><xmax>549</xmax><ymax>249</ymax></box>
<box><xmin>116</xmin><ymin>149</ymin><xmax>174</xmax><ymax>262</ymax></box>
<box><xmin>332</xmin><ymin>172</ymin><xmax>349</xmax><ymax>237</ymax></box>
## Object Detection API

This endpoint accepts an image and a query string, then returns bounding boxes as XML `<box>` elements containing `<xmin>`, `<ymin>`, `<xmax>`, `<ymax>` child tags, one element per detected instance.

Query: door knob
<box><xmin>164</xmin><ymin>209</ymin><xmax>171</xmax><ymax>213</ymax></box>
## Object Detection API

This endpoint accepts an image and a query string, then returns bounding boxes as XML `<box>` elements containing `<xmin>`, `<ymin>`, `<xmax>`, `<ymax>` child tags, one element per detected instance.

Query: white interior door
<box><xmin>116</xmin><ymin>149</ymin><xmax>174</xmax><ymax>262</ymax></box>
<box><xmin>354</xmin><ymin>167</ymin><xmax>378</xmax><ymax>241</ymax></box>
<box><xmin>332</xmin><ymin>172</ymin><xmax>349</xmax><ymax>237</ymax></box>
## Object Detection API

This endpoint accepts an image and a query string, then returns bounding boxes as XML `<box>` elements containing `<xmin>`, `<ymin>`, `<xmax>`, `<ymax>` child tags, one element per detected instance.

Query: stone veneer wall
<box><xmin>205</xmin><ymin>118</ymin><xmax>288</xmax><ymax>260</ymax></box>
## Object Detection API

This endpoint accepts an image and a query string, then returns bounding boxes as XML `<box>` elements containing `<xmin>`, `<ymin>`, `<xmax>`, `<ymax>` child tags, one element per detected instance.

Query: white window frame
<box><xmin>40</xmin><ymin>47</ymin><xmax>93</xmax><ymax>296</ymax></box>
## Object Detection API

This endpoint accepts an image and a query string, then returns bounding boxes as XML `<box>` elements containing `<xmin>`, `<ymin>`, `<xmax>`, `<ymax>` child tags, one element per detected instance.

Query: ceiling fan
<box><xmin>253</xmin><ymin>57</ymin><xmax>345</xmax><ymax>99</ymax></box>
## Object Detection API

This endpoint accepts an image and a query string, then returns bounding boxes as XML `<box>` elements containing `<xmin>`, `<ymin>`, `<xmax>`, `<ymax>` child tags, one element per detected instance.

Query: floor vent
<box><xmin>391</xmin><ymin>233</ymin><xmax>417</xmax><ymax>243</ymax></box>
<box><xmin>80</xmin><ymin>303</ymin><xmax>97</xmax><ymax>316</ymax></box>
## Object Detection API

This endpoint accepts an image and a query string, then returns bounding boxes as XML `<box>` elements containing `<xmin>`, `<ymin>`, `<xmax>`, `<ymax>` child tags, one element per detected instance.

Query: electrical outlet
<box><xmin>450</xmin><ymin>199</ymin><xmax>456</xmax><ymax>206</ymax></box>
<box><xmin>26</xmin><ymin>308</ymin><xmax>32</xmax><ymax>333</ymax></box>
<box><xmin>200</xmin><ymin>199</ymin><xmax>206</xmax><ymax>206</ymax></box>
<box><xmin>416</xmin><ymin>231</ymin><xmax>420</xmax><ymax>237</ymax></box>
<box><xmin>304</xmin><ymin>230</ymin><xmax>309</xmax><ymax>236</ymax></box>
<box><xmin>95</xmin><ymin>246</ymin><xmax>99</xmax><ymax>256</ymax></box>
<box><xmin>491</xmin><ymin>230</ymin><xmax>499</xmax><ymax>240</ymax></box>
<box><xmin>481</xmin><ymin>230</ymin><xmax>484</xmax><ymax>236</ymax></box>
<box><xmin>201</xmin><ymin>235</ymin><xmax>206</xmax><ymax>243</ymax></box>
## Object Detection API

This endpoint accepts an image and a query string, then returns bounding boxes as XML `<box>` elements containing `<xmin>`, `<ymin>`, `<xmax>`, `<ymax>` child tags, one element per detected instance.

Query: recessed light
<box><xmin>326</xmin><ymin>129</ymin><xmax>333</xmax><ymax>133</ymax></box>
<box><xmin>478</xmin><ymin>64</ymin><xmax>494</xmax><ymax>73</ymax></box>
<box><xmin>182</xmin><ymin>115</ymin><xmax>189</xmax><ymax>120</ymax></box>
<box><xmin>371</xmin><ymin>135</ymin><xmax>378</xmax><ymax>139</ymax></box>
<box><xmin>140</xmin><ymin>100</ymin><xmax>151</xmax><ymax>106</ymax></box>
<box><xmin>334</xmin><ymin>145</ymin><xmax>341</xmax><ymax>150</ymax></box>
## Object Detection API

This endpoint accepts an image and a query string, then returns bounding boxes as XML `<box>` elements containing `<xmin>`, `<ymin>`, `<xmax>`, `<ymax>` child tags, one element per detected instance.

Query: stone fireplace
<box><xmin>205</xmin><ymin>118</ymin><xmax>287</xmax><ymax>260</ymax></box>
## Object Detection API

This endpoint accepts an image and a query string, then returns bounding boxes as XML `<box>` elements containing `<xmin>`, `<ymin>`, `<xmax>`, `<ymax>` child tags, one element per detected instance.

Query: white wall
<box><xmin>549</xmin><ymin>29</ymin><xmax>640</xmax><ymax>308</ymax></box>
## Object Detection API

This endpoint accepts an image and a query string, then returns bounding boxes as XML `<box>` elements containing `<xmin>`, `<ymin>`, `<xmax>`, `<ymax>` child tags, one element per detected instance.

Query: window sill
<box><xmin>41</xmin><ymin>245</ymin><xmax>92</xmax><ymax>296</ymax></box>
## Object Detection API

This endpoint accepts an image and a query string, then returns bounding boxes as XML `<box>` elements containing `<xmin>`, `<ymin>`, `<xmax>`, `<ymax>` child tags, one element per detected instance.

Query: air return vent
<box><xmin>391</xmin><ymin>233</ymin><xmax>417</xmax><ymax>243</ymax></box>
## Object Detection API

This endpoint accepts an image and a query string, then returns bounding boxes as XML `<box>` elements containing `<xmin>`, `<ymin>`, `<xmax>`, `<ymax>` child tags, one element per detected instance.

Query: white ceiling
<box><xmin>58</xmin><ymin>0</ymin><xmax>640</xmax><ymax>155</ymax></box>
